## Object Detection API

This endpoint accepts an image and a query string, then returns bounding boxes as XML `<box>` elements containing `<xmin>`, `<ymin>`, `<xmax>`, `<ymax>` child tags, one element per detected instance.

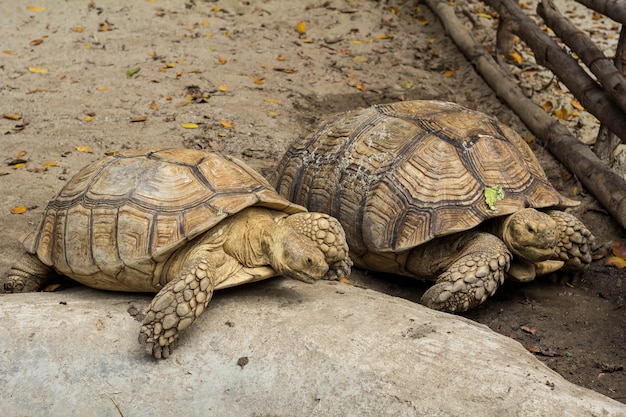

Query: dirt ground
<box><xmin>1</xmin><ymin>0</ymin><xmax>624</xmax><ymax>404</ymax></box>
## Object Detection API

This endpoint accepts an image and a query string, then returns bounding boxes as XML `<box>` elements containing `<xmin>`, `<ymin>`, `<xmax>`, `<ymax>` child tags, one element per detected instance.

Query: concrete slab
<box><xmin>1</xmin><ymin>279</ymin><xmax>624</xmax><ymax>417</ymax></box>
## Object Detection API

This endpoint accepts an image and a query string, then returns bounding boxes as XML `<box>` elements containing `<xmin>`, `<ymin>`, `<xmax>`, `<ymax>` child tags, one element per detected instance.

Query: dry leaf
<box><xmin>3</xmin><ymin>50</ymin><xmax>15</xmax><ymax>55</ymax></box>
<box><xmin>43</xmin><ymin>283</ymin><xmax>61</xmax><ymax>292</ymax></box>
<box><xmin>12</xmin><ymin>163</ymin><xmax>26</xmax><ymax>170</ymax></box>
<box><xmin>521</xmin><ymin>325</ymin><xmax>537</xmax><ymax>335</ymax></box>
<box><xmin>217</xmin><ymin>85</ymin><xmax>228</xmax><ymax>92</ymax></box>
<box><xmin>28</xmin><ymin>66</ymin><xmax>48</xmax><ymax>74</ymax></box>
<box><xmin>150</xmin><ymin>100</ymin><xmax>158</xmax><ymax>111</ymax></box>
<box><xmin>443</xmin><ymin>69</ymin><xmax>455</xmax><ymax>77</ymax></box>
<box><xmin>72</xmin><ymin>26</ymin><xmax>84</xmax><ymax>33</ymax></box>
<box><xmin>30</xmin><ymin>39</ymin><xmax>44</xmax><ymax>46</ymax></box>
<box><xmin>611</xmin><ymin>242</ymin><xmax>626</xmax><ymax>258</ymax></box>
<box><xmin>605</xmin><ymin>256</ymin><xmax>626</xmax><ymax>269</ymax></box>
<box><xmin>15</xmin><ymin>151</ymin><xmax>27</xmax><ymax>158</ymax></box>
<box><xmin>510</xmin><ymin>51</ymin><xmax>523</xmax><ymax>64</ymax></box>
<box><xmin>267</xmin><ymin>111</ymin><xmax>279</xmax><ymax>117</ymax></box>
<box><xmin>297</xmin><ymin>21</ymin><xmax>306</xmax><ymax>34</ymax></box>
<box><xmin>339</xmin><ymin>277</ymin><xmax>351</xmax><ymax>284</ymax></box>
<box><xmin>220</xmin><ymin>120</ymin><xmax>234</xmax><ymax>128</ymax></box>
<box><xmin>96</xmin><ymin>86</ymin><xmax>110</xmax><ymax>91</ymax></box>
<box><xmin>76</xmin><ymin>145</ymin><xmax>93</xmax><ymax>153</ymax></box>
<box><xmin>85</xmin><ymin>116</ymin><xmax>94</xmax><ymax>122</ymax></box>
<box><xmin>264</xmin><ymin>98</ymin><xmax>279</xmax><ymax>104</ymax></box>
<box><xmin>276</xmin><ymin>55</ymin><xmax>286</xmax><ymax>61</ymax></box>
<box><xmin>27</xmin><ymin>5</ymin><xmax>46</xmax><ymax>12</ymax></box>
<box><xmin>42</xmin><ymin>161</ymin><xmax>58</xmax><ymax>167</ymax></box>
<box><xmin>130</xmin><ymin>115</ymin><xmax>148</xmax><ymax>122</ymax></box>
<box><xmin>181</xmin><ymin>123</ymin><xmax>199</xmax><ymax>129</ymax></box>
<box><xmin>3</xmin><ymin>113</ymin><xmax>22</xmax><ymax>120</ymax></box>
<box><xmin>571</xmin><ymin>98</ymin><xmax>584</xmax><ymax>110</ymax></box>
<box><xmin>217</xmin><ymin>56</ymin><xmax>227</xmax><ymax>64</ymax></box>
<box><xmin>541</xmin><ymin>101</ymin><xmax>553</xmax><ymax>112</ymax></box>
<box><xmin>417</xmin><ymin>15</ymin><xmax>428</xmax><ymax>25</ymax></box>
<box><xmin>553</xmin><ymin>107</ymin><xmax>569</xmax><ymax>120</ymax></box>
<box><xmin>11</xmin><ymin>205</ymin><xmax>28</xmax><ymax>214</ymax></box>
<box><xmin>375</xmin><ymin>34</ymin><xmax>393</xmax><ymax>40</ymax></box>
<box><xmin>353</xmin><ymin>55</ymin><xmax>368</xmax><ymax>62</ymax></box>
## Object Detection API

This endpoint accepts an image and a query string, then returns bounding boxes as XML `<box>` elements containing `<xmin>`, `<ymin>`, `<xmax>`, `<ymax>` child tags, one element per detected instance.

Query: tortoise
<box><xmin>3</xmin><ymin>148</ymin><xmax>351</xmax><ymax>358</ymax></box>
<box><xmin>273</xmin><ymin>100</ymin><xmax>595</xmax><ymax>312</ymax></box>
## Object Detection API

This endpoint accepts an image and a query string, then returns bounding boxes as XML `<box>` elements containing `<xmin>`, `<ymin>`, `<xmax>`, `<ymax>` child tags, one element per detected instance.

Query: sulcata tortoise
<box><xmin>3</xmin><ymin>148</ymin><xmax>351</xmax><ymax>358</ymax></box>
<box><xmin>274</xmin><ymin>100</ymin><xmax>594</xmax><ymax>312</ymax></box>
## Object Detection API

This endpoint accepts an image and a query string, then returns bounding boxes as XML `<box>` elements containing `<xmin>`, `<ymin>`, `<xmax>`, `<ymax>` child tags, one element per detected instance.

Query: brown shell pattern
<box><xmin>274</xmin><ymin>100</ymin><xmax>577</xmax><ymax>254</ymax></box>
<box><xmin>29</xmin><ymin>148</ymin><xmax>305</xmax><ymax>281</ymax></box>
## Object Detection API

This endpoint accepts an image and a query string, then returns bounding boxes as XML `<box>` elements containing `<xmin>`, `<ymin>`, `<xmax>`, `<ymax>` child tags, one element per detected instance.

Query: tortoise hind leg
<box><xmin>139</xmin><ymin>258</ymin><xmax>216</xmax><ymax>359</ymax></box>
<box><xmin>545</xmin><ymin>210</ymin><xmax>595</xmax><ymax>268</ymax></box>
<box><xmin>3</xmin><ymin>253</ymin><xmax>53</xmax><ymax>293</ymax></box>
<box><xmin>411</xmin><ymin>233</ymin><xmax>512</xmax><ymax>313</ymax></box>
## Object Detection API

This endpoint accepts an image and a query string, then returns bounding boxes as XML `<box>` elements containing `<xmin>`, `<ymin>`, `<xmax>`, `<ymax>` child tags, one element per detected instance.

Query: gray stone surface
<box><xmin>1</xmin><ymin>279</ymin><xmax>624</xmax><ymax>417</ymax></box>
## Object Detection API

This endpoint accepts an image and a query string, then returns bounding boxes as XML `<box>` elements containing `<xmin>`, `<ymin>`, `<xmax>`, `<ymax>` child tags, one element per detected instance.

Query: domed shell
<box><xmin>27</xmin><ymin>148</ymin><xmax>305</xmax><ymax>285</ymax></box>
<box><xmin>274</xmin><ymin>100</ymin><xmax>578</xmax><ymax>255</ymax></box>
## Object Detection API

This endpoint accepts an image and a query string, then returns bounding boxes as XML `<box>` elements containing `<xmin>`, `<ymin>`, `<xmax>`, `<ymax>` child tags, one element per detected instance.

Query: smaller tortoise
<box><xmin>3</xmin><ymin>149</ymin><xmax>351</xmax><ymax>358</ymax></box>
<box><xmin>274</xmin><ymin>100</ymin><xmax>595</xmax><ymax>312</ymax></box>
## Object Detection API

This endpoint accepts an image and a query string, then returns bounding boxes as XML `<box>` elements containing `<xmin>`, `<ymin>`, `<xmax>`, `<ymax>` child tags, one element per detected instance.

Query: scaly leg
<box><xmin>546</xmin><ymin>210</ymin><xmax>595</xmax><ymax>268</ymax></box>
<box><xmin>3</xmin><ymin>253</ymin><xmax>52</xmax><ymax>293</ymax></box>
<box><xmin>414</xmin><ymin>233</ymin><xmax>512</xmax><ymax>313</ymax></box>
<box><xmin>139</xmin><ymin>258</ymin><xmax>216</xmax><ymax>359</ymax></box>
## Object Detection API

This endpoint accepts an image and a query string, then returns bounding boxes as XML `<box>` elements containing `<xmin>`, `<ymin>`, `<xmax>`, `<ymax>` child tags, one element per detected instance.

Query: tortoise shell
<box><xmin>27</xmin><ymin>148</ymin><xmax>305</xmax><ymax>289</ymax></box>
<box><xmin>274</xmin><ymin>100</ymin><xmax>578</xmax><ymax>255</ymax></box>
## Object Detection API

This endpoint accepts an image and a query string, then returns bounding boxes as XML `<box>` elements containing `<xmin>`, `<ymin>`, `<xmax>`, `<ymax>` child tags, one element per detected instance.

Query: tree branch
<box><xmin>538</xmin><ymin>0</ymin><xmax>626</xmax><ymax>115</ymax></box>
<box><xmin>575</xmin><ymin>0</ymin><xmax>626</xmax><ymax>25</ymax></box>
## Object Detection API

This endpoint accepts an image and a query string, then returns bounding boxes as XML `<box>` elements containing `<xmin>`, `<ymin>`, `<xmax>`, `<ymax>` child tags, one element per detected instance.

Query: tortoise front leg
<box><xmin>139</xmin><ymin>258</ymin><xmax>216</xmax><ymax>359</ymax></box>
<box><xmin>410</xmin><ymin>232</ymin><xmax>511</xmax><ymax>313</ymax></box>
<box><xmin>3</xmin><ymin>253</ymin><xmax>53</xmax><ymax>293</ymax></box>
<box><xmin>545</xmin><ymin>210</ymin><xmax>595</xmax><ymax>268</ymax></box>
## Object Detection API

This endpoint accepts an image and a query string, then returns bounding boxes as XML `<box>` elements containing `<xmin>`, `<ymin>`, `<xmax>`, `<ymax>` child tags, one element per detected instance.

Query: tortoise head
<box><xmin>270</xmin><ymin>228</ymin><xmax>329</xmax><ymax>283</ymax></box>
<box><xmin>501</xmin><ymin>208</ymin><xmax>558</xmax><ymax>262</ymax></box>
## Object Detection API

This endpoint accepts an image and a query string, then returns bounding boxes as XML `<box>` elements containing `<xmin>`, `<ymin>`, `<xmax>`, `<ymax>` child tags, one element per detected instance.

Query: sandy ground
<box><xmin>1</xmin><ymin>0</ymin><xmax>624</xmax><ymax>403</ymax></box>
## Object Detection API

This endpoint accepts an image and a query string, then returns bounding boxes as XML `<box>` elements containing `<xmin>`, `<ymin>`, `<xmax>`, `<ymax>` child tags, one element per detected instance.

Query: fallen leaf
<box><xmin>217</xmin><ymin>56</ymin><xmax>227</xmax><ymax>64</ymax></box>
<box><xmin>30</xmin><ymin>39</ymin><xmax>44</xmax><ymax>46</ymax></box>
<box><xmin>267</xmin><ymin>111</ymin><xmax>279</xmax><ymax>117</ymax></box>
<box><xmin>181</xmin><ymin>123</ymin><xmax>199</xmax><ymax>129</ymax></box>
<box><xmin>3</xmin><ymin>50</ymin><xmax>15</xmax><ymax>55</ymax></box>
<box><xmin>130</xmin><ymin>115</ymin><xmax>148</xmax><ymax>122</ymax></box>
<box><xmin>15</xmin><ymin>151</ymin><xmax>27</xmax><ymax>158</ymax></box>
<box><xmin>297</xmin><ymin>21</ymin><xmax>306</xmax><ymax>34</ymax></box>
<box><xmin>353</xmin><ymin>55</ymin><xmax>368</xmax><ymax>63</ymax></box>
<box><xmin>276</xmin><ymin>55</ymin><xmax>286</xmax><ymax>61</ymax></box>
<box><xmin>98</xmin><ymin>23</ymin><xmax>113</xmax><ymax>32</ymax></box>
<box><xmin>521</xmin><ymin>325</ymin><xmax>537</xmax><ymax>335</ymax></box>
<box><xmin>43</xmin><ymin>283</ymin><xmax>61</xmax><ymax>292</ymax></box>
<box><xmin>27</xmin><ymin>5</ymin><xmax>46</xmax><ymax>12</ymax></box>
<box><xmin>72</xmin><ymin>26</ymin><xmax>84</xmax><ymax>33</ymax></box>
<box><xmin>339</xmin><ymin>277</ymin><xmax>351</xmax><ymax>284</ymax></box>
<box><xmin>264</xmin><ymin>98</ymin><xmax>279</xmax><ymax>104</ymax></box>
<box><xmin>509</xmin><ymin>51</ymin><xmax>523</xmax><ymax>64</ymax></box>
<box><xmin>12</xmin><ymin>163</ymin><xmax>26</xmax><ymax>170</ymax></box>
<box><xmin>571</xmin><ymin>98</ymin><xmax>584</xmax><ymax>110</ymax></box>
<box><xmin>220</xmin><ymin>120</ymin><xmax>234</xmax><ymax>128</ymax></box>
<box><xmin>541</xmin><ymin>101</ymin><xmax>554</xmax><ymax>112</ymax></box>
<box><xmin>96</xmin><ymin>86</ymin><xmax>110</xmax><ymax>91</ymax></box>
<box><xmin>85</xmin><ymin>116</ymin><xmax>94</xmax><ymax>122</ymax></box>
<box><xmin>375</xmin><ymin>34</ymin><xmax>393</xmax><ymax>40</ymax></box>
<box><xmin>42</xmin><ymin>161</ymin><xmax>58</xmax><ymax>167</ymax></box>
<box><xmin>605</xmin><ymin>256</ymin><xmax>626</xmax><ymax>269</ymax></box>
<box><xmin>611</xmin><ymin>241</ymin><xmax>626</xmax><ymax>258</ymax></box>
<box><xmin>3</xmin><ymin>113</ymin><xmax>22</xmax><ymax>120</ymax></box>
<box><xmin>28</xmin><ymin>66</ymin><xmax>48</xmax><ymax>74</ymax></box>
<box><xmin>76</xmin><ymin>145</ymin><xmax>93</xmax><ymax>153</ymax></box>
<box><xmin>11</xmin><ymin>205</ymin><xmax>28</xmax><ymax>214</ymax></box>
<box><xmin>126</xmin><ymin>67</ymin><xmax>141</xmax><ymax>78</ymax></box>
<box><xmin>217</xmin><ymin>85</ymin><xmax>229</xmax><ymax>92</ymax></box>
<box><xmin>417</xmin><ymin>15</ymin><xmax>429</xmax><ymax>25</ymax></box>
<box><xmin>553</xmin><ymin>107</ymin><xmax>569</xmax><ymax>120</ymax></box>
<box><xmin>443</xmin><ymin>69</ymin><xmax>455</xmax><ymax>77</ymax></box>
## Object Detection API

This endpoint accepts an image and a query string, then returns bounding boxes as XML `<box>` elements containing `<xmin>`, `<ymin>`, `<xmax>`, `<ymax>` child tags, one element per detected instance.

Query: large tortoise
<box><xmin>274</xmin><ymin>100</ymin><xmax>594</xmax><ymax>312</ymax></box>
<box><xmin>3</xmin><ymin>148</ymin><xmax>351</xmax><ymax>358</ymax></box>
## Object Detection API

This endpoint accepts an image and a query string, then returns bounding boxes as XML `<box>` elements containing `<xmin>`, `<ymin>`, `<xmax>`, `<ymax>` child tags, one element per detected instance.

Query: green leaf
<box><xmin>126</xmin><ymin>67</ymin><xmax>141</xmax><ymax>78</ymax></box>
<box><xmin>484</xmin><ymin>186</ymin><xmax>505</xmax><ymax>211</ymax></box>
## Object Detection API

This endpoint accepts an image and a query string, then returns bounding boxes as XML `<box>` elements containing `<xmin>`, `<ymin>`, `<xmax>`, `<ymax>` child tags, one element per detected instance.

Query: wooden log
<box><xmin>575</xmin><ymin>0</ymin><xmax>626</xmax><ymax>24</ymax></box>
<box><xmin>423</xmin><ymin>0</ymin><xmax>626</xmax><ymax>228</ymax></box>
<box><xmin>483</xmin><ymin>0</ymin><xmax>626</xmax><ymax>145</ymax></box>
<box><xmin>595</xmin><ymin>26</ymin><xmax>626</xmax><ymax>162</ymax></box>
<box><xmin>538</xmin><ymin>0</ymin><xmax>626</xmax><ymax>115</ymax></box>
